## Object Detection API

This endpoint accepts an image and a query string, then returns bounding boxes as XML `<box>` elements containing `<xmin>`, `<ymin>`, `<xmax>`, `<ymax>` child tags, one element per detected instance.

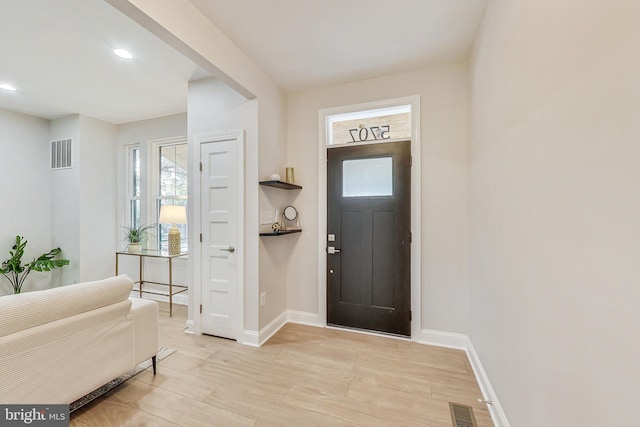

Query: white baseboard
<box><xmin>418</xmin><ymin>329</ymin><xmax>510</xmax><ymax>427</ymax></box>
<box><xmin>241</xmin><ymin>310</ymin><xmax>289</xmax><ymax>347</ymax></box>
<box><xmin>183</xmin><ymin>319</ymin><xmax>196</xmax><ymax>335</ymax></box>
<box><xmin>464</xmin><ymin>339</ymin><xmax>510</xmax><ymax>427</ymax></box>
<box><xmin>241</xmin><ymin>310</ymin><xmax>322</xmax><ymax>347</ymax></box>
<box><xmin>240</xmin><ymin>330</ymin><xmax>260</xmax><ymax>347</ymax></box>
<box><xmin>259</xmin><ymin>310</ymin><xmax>288</xmax><ymax>345</ymax></box>
<box><xmin>287</xmin><ymin>310</ymin><xmax>323</xmax><ymax>327</ymax></box>
<box><xmin>419</xmin><ymin>328</ymin><xmax>469</xmax><ymax>350</ymax></box>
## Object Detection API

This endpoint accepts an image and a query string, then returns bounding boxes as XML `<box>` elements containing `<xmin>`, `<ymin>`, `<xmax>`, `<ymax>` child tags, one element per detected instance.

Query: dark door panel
<box><xmin>327</xmin><ymin>141</ymin><xmax>411</xmax><ymax>336</ymax></box>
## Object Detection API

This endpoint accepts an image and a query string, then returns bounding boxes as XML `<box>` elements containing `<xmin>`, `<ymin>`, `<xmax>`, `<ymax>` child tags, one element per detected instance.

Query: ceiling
<box><xmin>0</xmin><ymin>0</ymin><xmax>207</xmax><ymax>124</ymax></box>
<box><xmin>190</xmin><ymin>0</ymin><xmax>488</xmax><ymax>92</ymax></box>
<box><xmin>0</xmin><ymin>0</ymin><xmax>487</xmax><ymax>124</ymax></box>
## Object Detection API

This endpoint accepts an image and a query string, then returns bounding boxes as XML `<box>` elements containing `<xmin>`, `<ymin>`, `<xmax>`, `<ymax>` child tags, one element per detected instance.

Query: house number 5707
<box><xmin>348</xmin><ymin>126</ymin><xmax>390</xmax><ymax>143</ymax></box>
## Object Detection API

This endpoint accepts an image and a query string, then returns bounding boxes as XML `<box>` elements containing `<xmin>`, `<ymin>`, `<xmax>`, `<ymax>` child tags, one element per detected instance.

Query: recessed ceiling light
<box><xmin>113</xmin><ymin>48</ymin><xmax>134</xmax><ymax>60</ymax></box>
<box><xmin>0</xmin><ymin>83</ymin><xmax>17</xmax><ymax>91</ymax></box>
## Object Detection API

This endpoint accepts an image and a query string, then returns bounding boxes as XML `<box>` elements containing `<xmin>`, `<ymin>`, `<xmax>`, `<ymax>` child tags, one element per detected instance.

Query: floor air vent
<box><xmin>449</xmin><ymin>402</ymin><xmax>478</xmax><ymax>427</ymax></box>
<box><xmin>51</xmin><ymin>138</ymin><xmax>72</xmax><ymax>169</ymax></box>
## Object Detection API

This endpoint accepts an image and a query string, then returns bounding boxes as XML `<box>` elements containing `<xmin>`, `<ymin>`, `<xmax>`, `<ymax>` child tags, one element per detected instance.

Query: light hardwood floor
<box><xmin>71</xmin><ymin>302</ymin><xmax>493</xmax><ymax>427</ymax></box>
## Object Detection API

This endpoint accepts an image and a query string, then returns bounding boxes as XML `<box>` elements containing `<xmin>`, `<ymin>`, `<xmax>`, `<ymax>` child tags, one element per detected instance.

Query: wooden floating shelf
<box><xmin>259</xmin><ymin>229</ymin><xmax>302</xmax><ymax>237</ymax></box>
<box><xmin>259</xmin><ymin>180</ymin><xmax>302</xmax><ymax>190</ymax></box>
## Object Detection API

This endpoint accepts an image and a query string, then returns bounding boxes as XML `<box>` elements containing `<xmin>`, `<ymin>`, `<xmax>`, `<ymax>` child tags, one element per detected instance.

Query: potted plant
<box><xmin>0</xmin><ymin>235</ymin><xmax>70</xmax><ymax>294</ymax></box>
<box><xmin>123</xmin><ymin>224</ymin><xmax>155</xmax><ymax>251</ymax></box>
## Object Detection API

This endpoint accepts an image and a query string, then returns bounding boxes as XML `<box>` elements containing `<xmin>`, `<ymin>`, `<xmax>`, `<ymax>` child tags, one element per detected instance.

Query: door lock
<box><xmin>327</xmin><ymin>246</ymin><xmax>341</xmax><ymax>254</ymax></box>
<box><xmin>220</xmin><ymin>246</ymin><xmax>235</xmax><ymax>253</ymax></box>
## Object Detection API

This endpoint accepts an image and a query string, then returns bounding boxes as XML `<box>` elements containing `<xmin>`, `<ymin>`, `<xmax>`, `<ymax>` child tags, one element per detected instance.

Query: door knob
<box><xmin>220</xmin><ymin>246</ymin><xmax>235</xmax><ymax>253</ymax></box>
<box><xmin>327</xmin><ymin>246</ymin><xmax>341</xmax><ymax>254</ymax></box>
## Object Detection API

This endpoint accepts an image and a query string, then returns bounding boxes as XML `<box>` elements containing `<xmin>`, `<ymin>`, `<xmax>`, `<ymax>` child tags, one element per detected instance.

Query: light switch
<box><xmin>260</xmin><ymin>211</ymin><xmax>272</xmax><ymax>225</ymax></box>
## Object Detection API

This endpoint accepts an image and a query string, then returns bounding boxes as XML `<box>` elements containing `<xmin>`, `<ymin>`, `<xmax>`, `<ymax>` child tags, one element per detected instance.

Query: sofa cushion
<box><xmin>0</xmin><ymin>275</ymin><xmax>133</xmax><ymax>338</ymax></box>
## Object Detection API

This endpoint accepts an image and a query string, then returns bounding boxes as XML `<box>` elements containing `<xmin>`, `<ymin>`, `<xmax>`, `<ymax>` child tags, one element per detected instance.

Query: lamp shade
<box><xmin>158</xmin><ymin>205</ymin><xmax>187</xmax><ymax>224</ymax></box>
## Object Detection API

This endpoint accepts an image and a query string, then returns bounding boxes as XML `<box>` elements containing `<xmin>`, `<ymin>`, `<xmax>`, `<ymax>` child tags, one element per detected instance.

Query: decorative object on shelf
<box><xmin>159</xmin><ymin>205</ymin><xmax>187</xmax><ymax>255</ymax></box>
<box><xmin>0</xmin><ymin>235</ymin><xmax>70</xmax><ymax>294</ymax></box>
<box><xmin>282</xmin><ymin>205</ymin><xmax>301</xmax><ymax>230</ymax></box>
<box><xmin>258</xmin><ymin>177</ymin><xmax>302</xmax><ymax>237</ymax></box>
<box><xmin>285</xmin><ymin>167</ymin><xmax>295</xmax><ymax>184</ymax></box>
<box><xmin>270</xmin><ymin>173</ymin><xmax>281</xmax><ymax>181</ymax></box>
<box><xmin>283</xmin><ymin>205</ymin><xmax>297</xmax><ymax>221</ymax></box>
<box><xmin>123</xmin><ymin>223</ymin><xmax>155</xmax><ymax>252</ymax></box>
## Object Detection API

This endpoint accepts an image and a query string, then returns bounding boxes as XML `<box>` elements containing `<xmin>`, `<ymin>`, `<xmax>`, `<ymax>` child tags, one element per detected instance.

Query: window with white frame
<box><xmin>156</xmin><ymin>143</ymin><xmax>188</xmax><ymax>251</ymax></box>
<box><xmin>127</xmin><ymin>145</ymin><xmax>141</xmax><ymax>229</ymax></box>
<box><xmin>126</xmin><ymin>140</ymin><xmax>188</xmax><ymax>251</ymax></box>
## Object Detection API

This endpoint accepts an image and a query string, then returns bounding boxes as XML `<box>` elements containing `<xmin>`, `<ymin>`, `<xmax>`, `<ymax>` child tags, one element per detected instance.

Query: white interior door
<box><xmin>200</xmin><ymin>137</ymin><xmax>240</xmax><ymax>339</ymax></box>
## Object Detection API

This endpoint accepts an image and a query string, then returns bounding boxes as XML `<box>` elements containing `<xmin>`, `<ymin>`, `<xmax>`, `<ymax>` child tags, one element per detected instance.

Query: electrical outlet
<box><xmin>260</xmin><ymin>211</ymin><xmax>272</xmax><ymax>225</ymax></box>
<box><xmin>260</xmin><ymin>292</ymin><xmax>266</xmax><ymax>306</ymax></box>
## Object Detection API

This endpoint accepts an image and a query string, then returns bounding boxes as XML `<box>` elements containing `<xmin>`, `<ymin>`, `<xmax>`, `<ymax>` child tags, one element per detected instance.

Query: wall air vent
<box><xmin>51</xmin><ymin>139</ymin><xmax>72</xmax><ymax>170</ymax></box>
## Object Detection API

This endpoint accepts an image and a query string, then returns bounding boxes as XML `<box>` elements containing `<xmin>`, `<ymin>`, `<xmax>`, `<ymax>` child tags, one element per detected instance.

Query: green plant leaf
<box><xmin>122</xmin><ymin>223</ymin><xmax>156</xmax><ymax>244</ymax></box>
<box><xmin>0</xmin><ymin>237</ymin><xmax>69</xmax><ymax>293</ymax></box>
<box><xmin>29</xmin><ymin>248</ymin><xmax>70</xmax><ymax>271</ymax></box>
<box><xmin>0</xmin><ymin>236</ymin><xmax>26</xmax><ymax>275</ymax></box>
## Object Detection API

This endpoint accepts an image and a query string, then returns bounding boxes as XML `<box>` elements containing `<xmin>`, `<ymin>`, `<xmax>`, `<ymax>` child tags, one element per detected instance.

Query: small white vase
<box><xmin>128</xmin><ymin>243</ymin><xmax>142</xmax><ymax>252</ymax></box>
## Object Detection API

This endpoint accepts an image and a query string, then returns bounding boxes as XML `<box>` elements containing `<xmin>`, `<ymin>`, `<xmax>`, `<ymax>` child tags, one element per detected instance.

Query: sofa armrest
<box><xmin>129</xmin><ymin>298</ymin><xmax>159</xmax><ymax>365</ymax></box>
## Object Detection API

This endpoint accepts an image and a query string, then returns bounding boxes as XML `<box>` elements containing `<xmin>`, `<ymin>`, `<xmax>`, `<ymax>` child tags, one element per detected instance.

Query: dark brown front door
<box><xmin>327</xmin><ymin>141</ymin><xmax>411</xmax><ymax>336</ymax></box>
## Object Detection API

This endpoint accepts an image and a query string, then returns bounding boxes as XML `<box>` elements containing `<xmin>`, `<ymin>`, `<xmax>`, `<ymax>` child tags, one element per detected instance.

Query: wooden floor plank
<box><xmin>71</xmin><ymin>301</ymin><xmax>494</xmax><ymax>427</ymax></box>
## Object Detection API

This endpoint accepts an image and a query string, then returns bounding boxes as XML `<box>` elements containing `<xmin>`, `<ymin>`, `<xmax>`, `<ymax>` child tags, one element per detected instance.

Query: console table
<box><xmin>115</xmin><ymin>249</ymin><xmax>187</xmax><ymax>317</ymax></box>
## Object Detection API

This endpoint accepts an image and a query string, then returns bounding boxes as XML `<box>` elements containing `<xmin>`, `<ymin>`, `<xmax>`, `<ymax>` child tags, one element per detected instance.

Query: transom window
<box><xmin>327</xmin><ymin>105</ymin><xmax>411</xmax><ymax>146</ymax></box>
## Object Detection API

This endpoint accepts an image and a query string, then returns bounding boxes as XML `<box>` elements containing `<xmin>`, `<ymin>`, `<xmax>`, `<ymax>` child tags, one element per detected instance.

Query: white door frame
<box><xmin>189</xmin><ymin>130</ymin><xmax>245</xmax><ymax>338</ymax></box>
<box><xmin>317</xmin><ymin>95</ymin><xmax>421</xmax><ymax>339</ymax></box>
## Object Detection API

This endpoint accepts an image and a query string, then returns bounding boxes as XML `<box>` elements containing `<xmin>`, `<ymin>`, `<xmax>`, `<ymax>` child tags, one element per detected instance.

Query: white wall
<box><xmin>51</xmin><ymin>114</ymin><xmax>117</xmax><ymax>283</ymax></box>
<box><xmin>50</xmin><ymin>115</ymin><xmax>81</xmax><ymax>285</ymax></box>
<box><xmin>78</xmin><ymin>115</ymin><xmax>117</xmax><ymax>281</ymax></box>
<box><xmin>0</xmin><ymin>110</ymin><xmax>117</xmax><ymax>292</ymax></box>
<box><xmin>0</xmin><ymin>109</ymin><xmax>52</xmax><ymax>294</ymax></box>
<box><xmin>256</xmin><ymin>82</ymin><xmax>289</xmax><ymax>330</ymax></box>
<box><xmin>286</xmin><ymin>64</ymin><xmax>470</xmax><ymax>334</ymax></box>
<box><xmin>469</xmin><ymin>0</ymin><xmax>640</xmax><ymax>424</ymax></box>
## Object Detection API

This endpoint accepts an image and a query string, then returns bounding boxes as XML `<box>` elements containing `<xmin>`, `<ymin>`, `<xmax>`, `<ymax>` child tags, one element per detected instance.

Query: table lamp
<box><xmin>159</xmin><ymin>205</ymin><xmax>187</xmax><ymax>255</ymax></box>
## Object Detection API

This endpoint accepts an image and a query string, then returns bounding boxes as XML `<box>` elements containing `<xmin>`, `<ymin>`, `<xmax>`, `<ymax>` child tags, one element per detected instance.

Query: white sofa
<box><xmin>0</xmin><ymin>275</ymin><xmax>158</xmax><ymax>404</ymax></box>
